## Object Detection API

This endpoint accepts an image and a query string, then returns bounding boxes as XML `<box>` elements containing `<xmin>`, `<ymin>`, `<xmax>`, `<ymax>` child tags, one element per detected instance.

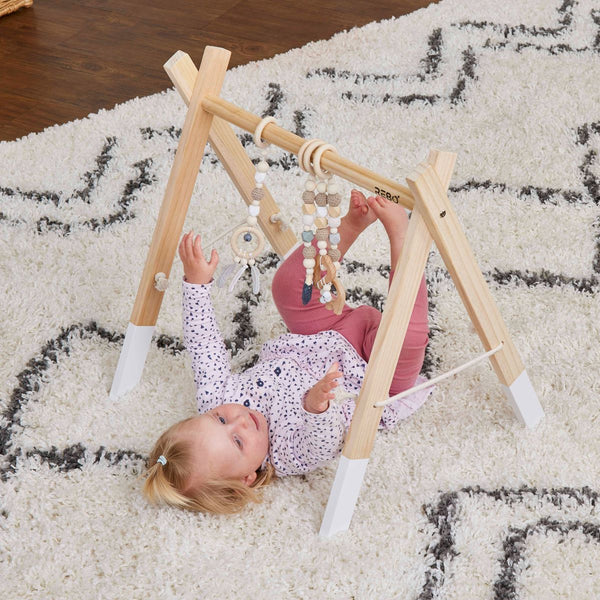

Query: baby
<box><xmin>143</xmin><ymin>191</ymin><xmax>431</xmax><ymax>514</ymax></box>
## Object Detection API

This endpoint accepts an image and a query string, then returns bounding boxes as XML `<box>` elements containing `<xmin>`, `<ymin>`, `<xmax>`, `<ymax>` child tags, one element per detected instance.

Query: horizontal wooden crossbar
<box><xmin>201</xmin><ymin>95</ymin><xmax>415</xmax><ymax>211</ymax></box>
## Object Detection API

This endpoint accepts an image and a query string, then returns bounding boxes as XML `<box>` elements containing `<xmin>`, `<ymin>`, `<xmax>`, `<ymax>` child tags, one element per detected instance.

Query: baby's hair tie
<box><xmin>156</xmin><ymin>455</ymin><xmax>167</xmax><ymax>466</ymax></box>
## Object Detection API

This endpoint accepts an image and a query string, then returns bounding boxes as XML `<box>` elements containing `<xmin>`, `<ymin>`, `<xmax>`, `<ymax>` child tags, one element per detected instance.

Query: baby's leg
<box><xmin>272</xmin><ymin>241</ymin><xmax>349</xmax><ymax>335</ymax></box>
<box><xmin>365</xmin><ymin>195</ymin><xmax>409</xmax><ymax>289</ymax></box>
<box><xmin>335</xmin><ymin>190</ymin><xmax>377</xmax><ymax>260</ymax></box>
<box><xmin>272</xmin><ymin>190</ymin><xmax>429</xmax><ymax>391</ymax></box>
<box><xmin>272</xmin><ymin>190</ymin><xmax>376</xmax><ymax>335</ymax></box>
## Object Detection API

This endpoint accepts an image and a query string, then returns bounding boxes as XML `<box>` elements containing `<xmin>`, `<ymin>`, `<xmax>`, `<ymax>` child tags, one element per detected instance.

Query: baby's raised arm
<box><xmin>179</xmin><ymin>232</ymin><xmax>231</xmax><ymax>411</ymax></box>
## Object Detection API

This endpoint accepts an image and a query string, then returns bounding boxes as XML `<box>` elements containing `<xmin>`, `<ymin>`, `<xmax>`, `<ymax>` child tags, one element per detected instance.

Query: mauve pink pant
<box><xmin>272</xmin><ymin>243</ymin><xmax>429</xmax><ymax>395</ymax></box>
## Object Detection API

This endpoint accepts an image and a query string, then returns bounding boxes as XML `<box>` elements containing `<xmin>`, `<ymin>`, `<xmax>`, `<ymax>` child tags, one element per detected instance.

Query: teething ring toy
<box><xmin>253</xmin><ymin>116</ymin><xmax>277</xmax><ymax>149</ymax></box>
<box><xmin>327</xmin><ymin>277</ymin><xmax>345</xmax><ymax>315</ymax></box>
<box><xmin>314</xmin><ymin>254</ymin><xmax>337</xmax><ymax>288</ymax></box>
<box><xmin>311</xmin><ymin>143</ymin><xmax>336</xmax><ymax>180</ymax></box>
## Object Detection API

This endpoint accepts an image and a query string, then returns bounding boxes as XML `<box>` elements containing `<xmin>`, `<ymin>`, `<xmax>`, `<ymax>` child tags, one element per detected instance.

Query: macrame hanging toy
<box><xmin>298</xmin><ymin>139</ymin><xmax>345</xmax><ymax>314</ymax></box>
<box><xmin>221</xmin><ymin>117</ymin><xmax>276</xmax><ymax>294</ymax></box>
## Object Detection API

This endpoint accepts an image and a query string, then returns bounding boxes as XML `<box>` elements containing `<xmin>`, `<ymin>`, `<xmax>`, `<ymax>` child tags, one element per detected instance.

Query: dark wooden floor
<box><xmin>0</xmin><ymin>0</ymin><xmax>438</xmax><ymax>142</ymax></box>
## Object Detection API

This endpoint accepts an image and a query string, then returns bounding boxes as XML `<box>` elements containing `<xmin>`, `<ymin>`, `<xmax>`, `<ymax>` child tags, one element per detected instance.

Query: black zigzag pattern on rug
<box><xmin>420</xmin><ymin>485</ymin><xmax>600</xmax><ymax>600</ymax></box>
<box><xmin>0</xmin><ymin>137</ymin><xmax>155</xmax><ymax>234</ymax></box>
<box><xmin>0</xmin><ymin>322</ymin><xmax>148</xmax><ymax>482</ymax></box>
<box><xmin>309</xmin><ymin>0</ymin><xmax>597</xmax><ymax>106</ymax></box>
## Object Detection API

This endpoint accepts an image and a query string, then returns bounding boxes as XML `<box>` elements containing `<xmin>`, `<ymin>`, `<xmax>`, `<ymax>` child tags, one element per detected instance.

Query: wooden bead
<box><xmin>329</xmin><ymin>248</ymin><xmax>341</xmax><ymax>262</ymax></box>
<box><xmin>315</xmin><ymin>193</ymin><xmax>327</xmax><ymax>206</ymax></box>
<box><xmin>314</xmin><ymin>217</ymin><xmax>328</xmax><ymax>228</ymax></box>
<box><xmin>302</xmin><ymin>245</ymin><xmax>316</xmax><ymax>258</ymax></box>
<box><xmin>302</xmin><ymin>203</ymin><xmax>316</xmax><ymax>215</ymax></box>
<box><xmin>327</xmin><ymin>193</ymin><xmax>342</xmax><ymax>207</ymax></box>
<box><xmin>257</xmin><ymin>160</ymin><xmax>269</xmax><ymax>173</ymax></box>
<box><xmin>328</xmin><ymin>206</ymin><xmax>341</xmax><ymax>218</ymax></box>
<box><xmin>251</xmin><ymin>187</ymin><xmax>265</xmax><ymax>202</ymax></box>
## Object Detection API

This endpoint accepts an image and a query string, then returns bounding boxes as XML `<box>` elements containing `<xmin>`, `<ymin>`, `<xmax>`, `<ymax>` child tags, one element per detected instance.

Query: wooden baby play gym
<box><xmin>109</xmin><ymin>46</ymin><xmax>544</xmax><ymax>537</ymax></box>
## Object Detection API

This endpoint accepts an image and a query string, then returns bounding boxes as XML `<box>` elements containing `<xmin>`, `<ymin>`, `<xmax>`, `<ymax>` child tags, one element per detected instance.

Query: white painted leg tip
<box><xmin>502</xmin><ymin>370</ymin><xmax>544</xmax><ymax>429</ymax></box>
<box><xmin>319</xmin><ymin>456</ymin><xmax>369</xmax><ymax>538</ymax></box>
<box><xmin>109</xmin><ymin>323</ymin><xmax>155</xmax><ymax>399</ymax></box>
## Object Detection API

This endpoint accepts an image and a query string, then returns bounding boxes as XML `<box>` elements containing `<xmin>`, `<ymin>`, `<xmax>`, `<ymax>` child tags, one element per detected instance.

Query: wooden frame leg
<box><xmin>165</xmin><ymin>51</ymin><xmax>298</xmax><ymax>259</ymax></box>
<box><xmin>110</xmin><ymin>46</ymin><xmax>230</xmax><ymax>399</ymax></box>
<box><xmin>406</xmin><ymin>160</ymin><xmax>544</xmax><ymax>428</ymax></box>
<box><xmin>502</xmin><ymin>370</ymin><xmax>543</xmax><ymax>427</ymax></box>
<box><xmin>319</xmin><ymin>209</ymin><xmax>433</xmax><ymax>537</ymax></box>
<box><xmin>319</xmin><ymin>152</ymin><xmax>456</xmax><ymax>537</ymax></box>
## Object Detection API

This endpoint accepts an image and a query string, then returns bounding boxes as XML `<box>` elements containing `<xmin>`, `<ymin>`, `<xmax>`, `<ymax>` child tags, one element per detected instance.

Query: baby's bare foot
<box><xmin>344</xmin><ymin>190</ymin><xmax>378</xmax><ymax>234</ymax></box>
<box><xmin>366</xmin><ymin>195</ymin><xmax>409</xmax><ymax>240</ymax></box>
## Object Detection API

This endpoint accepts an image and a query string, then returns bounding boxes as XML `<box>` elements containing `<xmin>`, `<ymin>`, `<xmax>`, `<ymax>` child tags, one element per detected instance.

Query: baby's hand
<box><xmin>179</xmin><ymin>231</ymin><xmax>219</xmax><ymax>285</ymax></box>
<box><xmin>303</xmin><ymin>362</ymin><xmax>343</xmax><ymax>414</ymax></box>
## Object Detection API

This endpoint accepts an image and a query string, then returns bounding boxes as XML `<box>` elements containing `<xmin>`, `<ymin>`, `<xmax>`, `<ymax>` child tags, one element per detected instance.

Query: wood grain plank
<box><xmin>0</xmin><ymin>0</ymin><xmax>439</xmax><ymax>141</ymax></box>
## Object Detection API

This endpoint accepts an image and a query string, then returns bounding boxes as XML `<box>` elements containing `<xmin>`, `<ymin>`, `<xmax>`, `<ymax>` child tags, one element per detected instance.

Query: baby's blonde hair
<box><xmin>143</xmin><ymin>417</ymin><xmax>275</xmax><ymax>514</ymax></box>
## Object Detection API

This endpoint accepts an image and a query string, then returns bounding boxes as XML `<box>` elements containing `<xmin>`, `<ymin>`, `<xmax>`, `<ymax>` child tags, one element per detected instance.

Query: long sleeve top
<box><xmin>182</xmin><ymin>281</ymin><xmax>431</xmax><ymax>477</ymax></box>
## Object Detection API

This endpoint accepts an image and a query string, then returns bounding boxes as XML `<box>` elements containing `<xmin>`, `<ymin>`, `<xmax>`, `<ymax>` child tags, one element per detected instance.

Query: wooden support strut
<box><xmin>318</xmin><ymin>151</ymin><xmax>457</xmax><ymax>536</ymax></box>
<box><xmin>341</xmin><ymin>151</ymin><xmax>456</xmax><ymax>460</ymax></box>
<box><xmin>130</xmin><ymin>46</ymin><xmax>231</xmax><ymax>327</ymax></box>
<box><xmin>406</xmin><ymin>161</ymin><xmax>525</xmax><ymax>387</ymax></box>
<box><xmin>164</xmin><ymin>51</ymin><xmax>298</xmax><ymax>260</ymax></box>
<box><xmin>201</xmin><ymin>95</ymin><xmax>416</xmax><ymax>211</ymax></box>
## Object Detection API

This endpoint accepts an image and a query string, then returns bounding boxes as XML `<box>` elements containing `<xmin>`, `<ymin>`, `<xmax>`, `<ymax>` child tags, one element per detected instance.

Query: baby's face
<box><xmin>180</xmin><ymin>404</ymin><xmax>269</xmax><ymax>487</ymax></box>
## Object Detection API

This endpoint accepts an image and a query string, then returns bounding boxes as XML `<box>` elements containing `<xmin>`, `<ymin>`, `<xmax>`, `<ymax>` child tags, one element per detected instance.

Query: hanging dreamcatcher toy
<box><xmin>217</xmin><ymin>117</ymin><xmax>278</xmax><ymax>295</ymax></box>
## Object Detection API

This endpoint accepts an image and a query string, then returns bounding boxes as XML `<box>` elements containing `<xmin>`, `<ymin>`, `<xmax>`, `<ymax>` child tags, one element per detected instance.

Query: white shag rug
<box><xmin>2</xmin><ymin>0</ymin><xmax>600</xmax><ymax>597</ymax></box>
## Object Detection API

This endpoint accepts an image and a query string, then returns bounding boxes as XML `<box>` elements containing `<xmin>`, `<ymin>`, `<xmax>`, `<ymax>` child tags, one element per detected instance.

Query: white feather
<box><xmin>228</xmin><ymin>264</ymin><xmax>247</xmax><ymax>293</ymax></box>
<box><xmin>216</xmin><ymin>263</ymin><xmax>237</xmax><ymax>288</ymax></box>
<box><xmin>251</xmin><ymin>264</ymin><xmax>260</xmax><ymax>294</ymax></box>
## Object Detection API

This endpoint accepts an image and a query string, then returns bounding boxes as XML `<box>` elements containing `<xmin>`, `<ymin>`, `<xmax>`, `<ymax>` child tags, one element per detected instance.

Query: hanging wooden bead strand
<box><xmin>227</xmin><ymin>116</ymin><xmax>275</xmax><ymax>294</ymax></box>
<box><xmin>311</xmin><ymin>142</ymin><xmax>345</xmax><ymax>314</ymax></box>
<box><xmin>298</xmin><ymin>139</ymin><xmax>325</xmax><ymax>305</ymax></box>
<box><xmin>312</xmin><ymin>143</ymin><xmax>340</xmax><ymax>307</ymax></box>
